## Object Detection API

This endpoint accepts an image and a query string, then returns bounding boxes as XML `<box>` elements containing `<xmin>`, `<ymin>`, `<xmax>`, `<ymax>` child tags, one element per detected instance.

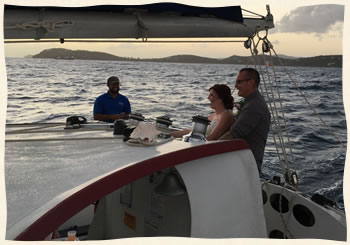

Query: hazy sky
<box><xmin>2</xmin><ymin>0</ymin><xmax>347</xmax><ymax>58</ymax></box>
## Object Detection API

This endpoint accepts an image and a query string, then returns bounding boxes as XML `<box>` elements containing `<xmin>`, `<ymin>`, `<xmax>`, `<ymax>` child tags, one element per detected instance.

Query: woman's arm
<box><xmin>170</xmin><ymin>129</ymin><xmax>191</xmax><ymax>138</ymax></box>
<box><xmin>206</xmin><ymin>111</ymin><xmax>235</xmax><ymax>141</ymax></box>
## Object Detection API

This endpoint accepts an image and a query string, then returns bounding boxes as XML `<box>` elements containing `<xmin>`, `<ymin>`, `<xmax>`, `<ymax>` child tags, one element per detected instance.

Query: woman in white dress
<box><xmin>171</xmin><ymin>84</ymin><xmax>235</xmax><ymax>141</ymax></box>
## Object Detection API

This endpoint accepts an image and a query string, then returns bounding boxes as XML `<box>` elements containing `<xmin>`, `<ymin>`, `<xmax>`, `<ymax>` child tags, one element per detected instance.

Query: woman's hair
<box><xmin>209</xmin><ymin>84</ymin><xmax>234</xmax><ymax>110</ymax></box>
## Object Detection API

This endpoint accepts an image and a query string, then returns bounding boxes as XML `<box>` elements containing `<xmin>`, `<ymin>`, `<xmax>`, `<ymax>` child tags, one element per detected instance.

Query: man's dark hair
<box><xmin>107</xmin><ymin>76</ymin><xmax>119</xmax><ymax>85</ymax></box>
<box><xmin>239</xmin><ymin>68</ymin><xmax>260</xmax><ymax>88</ymax></box>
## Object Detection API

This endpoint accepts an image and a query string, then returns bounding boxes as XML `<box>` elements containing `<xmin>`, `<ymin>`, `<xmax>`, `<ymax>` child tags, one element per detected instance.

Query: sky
<box><xmin>2</xmin><ymin>0</ymin><xmax>347</xmax><ymax>59</ymax></box>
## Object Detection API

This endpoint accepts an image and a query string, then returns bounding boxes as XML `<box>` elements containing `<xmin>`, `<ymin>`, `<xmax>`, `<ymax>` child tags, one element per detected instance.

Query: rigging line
<box><xmin>260</xmin><ymin>51</ymin><xmax>296</xmax><ymax>174</ymax></box>
<box><xmin>6</xmin><ymin>124</ymin><xmax>65</xmax><ymax>134</ymax></box>
<box><xmin>279</xmin><ymin>185</ymin><xmax>295</xmax><ymax>238</ymax></box>
<box><xmin>5</xmin><ymin>136</ymin><xmax>123</xmax><ymax>142</ymax></box>
<box><xmin>6</xmin><ymin>128</ymin><xmax>114</xmax><ymax>134</ymax></box>
<box><xmin>6</xmin><ymin>122</ymin><xmax>65</xmax><ymax>127</ymax></box>
<box><xmin>250</xmin><ymin>56</ymin><xmax>288</xmax><ymax>176</ymax></box>
<box><xmin>249</xmin><ymin>41</ymin><xmax>285</xmax><ymax>166</ymax></box>
<box><xmin>241</xmin><ymin>8</ymin><xmax>265</xmax><ymax>18</ymax></box>
<box><xmin>262</xmin><ymin>180</ymin><xmax>296</xmax><ymax>238</ymax></box>
<box><xmin>244</xmin><ymin>38</ymin><xmax>257</xmax><ymax>67</ymax></box>
<box><xmin>136</xmin><ymin>11</ymin><xmax>148</xmax><ymax>42</ymax></box>
<box><xmin>5</xmin><ymin>39</ymin><xmax>246</xmax><ymax>44</ymax></box>
<box><xmin>261</xmin><ymin>57</ymin><xmax>290</xmax><ymax>171</ymax></box>
<box><xmin>6</xmin><ymin>125</ymin><xmax>63</xmax><ymax>134</ymax></box>
<box><xmin>249</xmin><ymin>41</ymin><xmax>286</xmax><ymax>172</ymax></box>
<box><xmin>270</xmin><ymin>48</ymin><xmax>346</xmax><ymax>148</ymax></box>
<box><xmin>264</xmin><ymin>47</ymin><xmax>297</xmax><ymax>174</ymax></box>
<box><xmin>257</xmin><ymin>34</ymin><xmax>296</xmax><ymax>174</ymax></box>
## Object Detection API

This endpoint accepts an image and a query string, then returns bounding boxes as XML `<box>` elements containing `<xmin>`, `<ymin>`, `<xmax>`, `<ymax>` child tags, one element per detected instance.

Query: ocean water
<box><xmin>5</xmin><ymin>57</ymin><xmax>347</xmax><ymax>209</ymax></box>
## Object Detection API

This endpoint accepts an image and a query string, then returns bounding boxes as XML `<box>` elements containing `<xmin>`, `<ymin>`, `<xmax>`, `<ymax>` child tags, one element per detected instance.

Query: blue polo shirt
<box><xmin>93</xmin><ymin>92</ymin><xmax>131</xmax><ymax>122</ymax></box>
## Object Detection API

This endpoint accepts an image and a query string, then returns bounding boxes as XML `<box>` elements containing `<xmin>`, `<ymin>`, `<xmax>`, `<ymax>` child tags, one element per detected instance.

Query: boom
<box><xmin>4</xmin><ymin>3</ymin><xmax>274</xmax><ymax>41</ymax></box>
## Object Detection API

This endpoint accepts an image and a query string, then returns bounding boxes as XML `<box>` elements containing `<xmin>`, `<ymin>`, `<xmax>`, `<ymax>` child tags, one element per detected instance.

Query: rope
<box><xmin>6</xmin><ymin>127</ymin><xmax>114</xmax><ymax>135</ymax></box>
<box><xmin>249</xmin><ymin>29</ymin><xmax>345</xmax><ymax>184</ymax></box>
<box><xmin>269</xmin><ymin>46</ymin><xmax>346</xmax><ymax>148</ymax></box>
<box><xmin>6</xmin><ymin>124</ymin><xmax>63</xmax><ymax>134</ymax></box>
<box><xmin>249</xmin><ymin>38</ymin><xmax>288</xmax><ymax>174</ymax></box>
<box><xmin>248</xmin><ymin>33</ymin><xmax>302</xmax><ymax>187</ymax></box>
<box><xmin>260</xmin><ymin>53</ymin><xmax>291</xmax><ymax>171</ymax></box>
<box><xmin>6</xmin><ymin>136</ymin><xmax>123</xmax><ymax>142</ymax></box>
<box><xmin>261</xmin><ymin>180</ymin><xmax>295</xmax><ymax>238</ymax></box>
<box><xmin>5</xmin><ymin>122</ymin><xmax>115</xmax><ymax>134</ymax></box>
<box><xmin>248</xmin><ymin>27</ymin><xmax>344</xmax><ymax>238</ymax></box>
<box><xmin>5</xmin><ymin>20</ymin><xmax>73</xmax><ymax>32</ymax></box>
<box><xmin>241</xmin><ymin>8</ymin><xmax>265</xmax><ymax>18</ymax></box>
<box><xmin>6</xmin><ymin>122</ymin><xmax>65</xmax><ymax>127</ymax></box>
<box><xmin>260</xmin><ymin>51</ymin><xmax>297</xmax><ymax>175</ymax></box>
<box><xmin>279</xmin><ymin>184</ymin><xmax>295</xmax><ymax>238</ymax></box>
<box><xmin>136</xmin><ymin>11</ymin><xmax>148</xmax><ymax>41</ymax></box>
<box><xmin>262</xmin><ymin>47</ymin><xmax>297</xmax><ymax>174</ymax></box>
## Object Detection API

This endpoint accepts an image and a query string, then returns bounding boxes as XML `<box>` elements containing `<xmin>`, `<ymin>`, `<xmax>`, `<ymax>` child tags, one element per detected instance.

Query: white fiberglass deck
<box><xmin>5</xmin><ymin>126</ymin><xmax>193</xmax><ymax>229</ymax></box>
<box><xmin>5</xmin><ymin>124</ymin><xmax>254</xmax><ymax>240</ymax></box>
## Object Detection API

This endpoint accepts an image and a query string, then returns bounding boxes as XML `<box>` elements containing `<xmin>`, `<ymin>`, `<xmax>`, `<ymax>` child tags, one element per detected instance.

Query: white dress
<box><xmin>206</xmin><ymin>119</ymin><xmax>219</xmax><ymax>136</ymax></box>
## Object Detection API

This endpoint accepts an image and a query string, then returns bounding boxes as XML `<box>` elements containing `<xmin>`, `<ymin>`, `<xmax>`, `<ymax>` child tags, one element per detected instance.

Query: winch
<box><xmin>183</xmin><ymin>115</ymin><xmax>211</xmax><ymax>142</ymax></box>
<box><xmin>129</xmin><ymin>113</ymin><xmax>145</xmax><ymax>126</ymax></box>
<box><xmin>156</xmin><ymin>115</ymin><xmax>173</xmax><ymax>128</ymax></box>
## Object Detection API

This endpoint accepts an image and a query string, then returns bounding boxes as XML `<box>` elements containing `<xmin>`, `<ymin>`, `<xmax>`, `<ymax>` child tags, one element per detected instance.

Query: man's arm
<box><xmin>219</xmin><ymin>105</ymin><xmax>261</xmax><ymax>140</ymax></box>
<box><xmin>93</xmin><ymin>113</ymin><xmax>129</xmax><ymax>122</ymax></box>
<box><xmin>124</xmin><ymin>97</ymin><xmax>131</xmax><ymax>119</ymax></box>
<box><xmin>219</xmin><ymin>131</ymin><xmax>233</xmax><ymax>140</ymax></box>
<box><xmin>230</xmin><ymin>108</ymin><xmax>261</xmax><ymax>138</ymax></box>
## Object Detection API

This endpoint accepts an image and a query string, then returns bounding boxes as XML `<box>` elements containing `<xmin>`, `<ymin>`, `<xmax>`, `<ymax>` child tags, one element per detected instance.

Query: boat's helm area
<box><xmin>51</xmin><ymin>134</ymin><xmax>270</xmax><ymax>241</ymax></box>
<box><xmin>88</xmin><ymin>168</ymin><xmax>191</xmax><ymax>239</ymax></box>
<box><xmin>113</xmin><ymin>112</ymin><xmax>212</xmax><ymax>143</ymax></box>
<box><xmin>56</xmin><ymin>168</ymin><xmax>192</xmax><ymax>240</ymax></box>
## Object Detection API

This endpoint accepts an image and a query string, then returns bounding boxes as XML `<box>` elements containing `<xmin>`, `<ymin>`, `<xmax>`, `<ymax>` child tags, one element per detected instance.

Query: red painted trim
<box><xmin>15</xmin><ymin>139</ymin><xmax>249</xmax><ymax>240</ymax></box>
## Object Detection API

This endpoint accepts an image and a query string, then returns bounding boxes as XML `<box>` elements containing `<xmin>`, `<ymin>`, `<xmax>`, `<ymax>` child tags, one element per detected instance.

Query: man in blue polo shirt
<box><xmin>93</xmin><ymin>76</ymin><xmax>131</xmax><ymax>122</ymax></box>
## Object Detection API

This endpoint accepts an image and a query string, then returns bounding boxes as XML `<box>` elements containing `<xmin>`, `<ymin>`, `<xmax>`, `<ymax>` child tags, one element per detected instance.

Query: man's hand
<box><xmin>94</xmin><ymin>113</ymin><xmax>130</xmax><ymax>121</ymax></box>
<box><xmin>119</xmin><ymin>113</ymin><xmax>129</xmax><ymax>120</ymax></box>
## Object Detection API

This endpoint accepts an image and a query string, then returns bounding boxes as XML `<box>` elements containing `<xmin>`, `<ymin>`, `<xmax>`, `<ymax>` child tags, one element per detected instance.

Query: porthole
<box><xmin>293</xmin><ymin>204</ymin><xmax>315</xmax><ymax>227</ymax></box>
<box><xmin>270</xmin><ymin>194</ymin><xmax>289</xmax><ymax>213</ymax></box>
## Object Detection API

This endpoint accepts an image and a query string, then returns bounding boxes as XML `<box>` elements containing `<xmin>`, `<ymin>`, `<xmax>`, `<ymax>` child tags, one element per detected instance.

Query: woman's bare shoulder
<box><xmin>222</xmin><ymin>110</ymin><xmax>234</xmax><ymax>118</ymax></box>
<box><xmin>219</xmin><ymin>110</ymin><xmax>235</xmax><ymax>124</ymax></box>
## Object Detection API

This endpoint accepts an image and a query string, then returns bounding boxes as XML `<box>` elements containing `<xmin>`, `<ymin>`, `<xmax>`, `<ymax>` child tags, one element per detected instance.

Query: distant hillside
<box><xmin>221</xmin><ymin>55</ymin><xmax>342</xmax><ymax>67</ymax></box>
<box><xmin>33</xmin><ymin>48</ymin><xmax>135</xmax><ymax>61</ymax></box>
<box><xmin>32</xmin><ymin>48</ymin><xmax>342</xmax><ymax>68</ymax></box>
<box><xmin>143</xmin><ymin>55</ymin><xmax>220</xmax><ymax>64</ymax></box>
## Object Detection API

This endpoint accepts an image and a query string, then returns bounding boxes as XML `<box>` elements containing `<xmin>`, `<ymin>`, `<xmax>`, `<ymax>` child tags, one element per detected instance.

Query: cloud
<box><xmin>274</xmin><ymin>4</ymin><xmax>344</xmax><ymax>34</ymax></box>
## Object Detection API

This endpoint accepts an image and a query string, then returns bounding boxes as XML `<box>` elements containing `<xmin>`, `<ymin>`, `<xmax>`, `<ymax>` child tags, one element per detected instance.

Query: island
<box><xmin>31</xmin><ymin>48</ymin><xmax>342</xmax><ymax>68</ymax></box>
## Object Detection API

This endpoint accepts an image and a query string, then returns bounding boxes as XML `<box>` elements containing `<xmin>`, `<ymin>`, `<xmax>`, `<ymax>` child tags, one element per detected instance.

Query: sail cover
<box><xmin>4</xmin><ymin>3</ymin><xmax>244</xmax><ymax>23</ymax></box>
<box><xmin>4</xmin><ymin>3</ymin><xmax>272</xmax><ymax>40</ymax></box>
